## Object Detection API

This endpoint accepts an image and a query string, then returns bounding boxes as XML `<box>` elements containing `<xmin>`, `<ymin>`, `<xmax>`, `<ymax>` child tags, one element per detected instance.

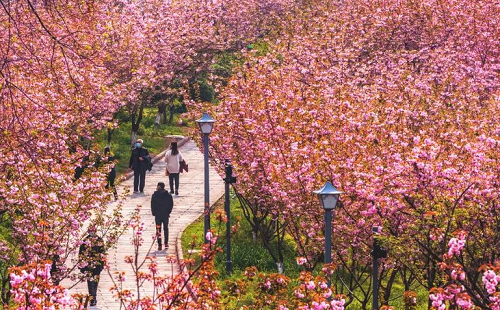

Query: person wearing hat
<box><xmin>129</xmin><ymin>139</ymin><xmax>151</xmax><ymax>194</ymax></box>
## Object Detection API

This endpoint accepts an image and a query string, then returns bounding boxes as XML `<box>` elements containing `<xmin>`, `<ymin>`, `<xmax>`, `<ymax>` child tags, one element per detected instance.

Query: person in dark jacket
<box><xmin>129</xmin><ymin>139</ymin><xmax>151</xmax><ymax>194</ymax></box>
<box><xmin>151</xmin><ymin>182</ymin><xmax>173</xmax><ymax>251</ymax></box>
<box><xmin>50</xmin><ymin>254</ymin><xmax>62</xmax><ymax>286</ymax></box>
<box><xmin>78</xmin><ymin>227</ymin><xmax>106</xmax><ymax>306</ymax></box>
<box><xmin>104</xmin><ymin>146</ymin><xmax>118</xmax><ymax>200</ymax></box>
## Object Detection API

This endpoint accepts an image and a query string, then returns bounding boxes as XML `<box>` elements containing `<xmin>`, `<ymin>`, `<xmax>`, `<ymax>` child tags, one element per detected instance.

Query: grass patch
<box><xmin>181</xmin><ymin>192</ymin><xmax>300</xmax><ymax>278</ymax></box>
<box><xmin>181</xmin><ymin>193</ymin><xmax>431</xmax><ymax>309</ymax></box>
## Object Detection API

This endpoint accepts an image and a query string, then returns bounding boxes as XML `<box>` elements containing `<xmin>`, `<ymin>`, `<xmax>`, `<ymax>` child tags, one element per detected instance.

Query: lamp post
<box><xmin>313</xmin><ymin>181</ymin><xmax>342</xmax><ymax>288</ymax></box>
<box><xmin>196</xmin><ymin>112</ymin><xmax>215</xmax><ymax>244</ymax></box>
<box><xmin>224</xmin><ymin>159</ymin><xmax>237</xmax><ymax>273</ymax></box>
<box><xmin>371</xmin><ymin>226</ymin><xmax>387</xmax><ymax>310</ymax></box>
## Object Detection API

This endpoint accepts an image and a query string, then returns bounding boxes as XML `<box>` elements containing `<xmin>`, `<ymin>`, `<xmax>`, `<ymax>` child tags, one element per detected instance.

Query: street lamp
<box><xmin>224</xmin><ymin>159</ymin><xmax>237</xmax><ymax>274</ymax></box>
<box><xmin>196</xmin><ymin>112</ymin><xmax>215</xmax><ymax>243</ymax></box>
<box><xmin>313</xmin><ymin>181</ymin><xmax>342</xmax><ymax>288</ymax></box>
<box><xmin>371</xmin><ymin>226</ymin><xmax>387</xmax><ymax>310</ymax></box>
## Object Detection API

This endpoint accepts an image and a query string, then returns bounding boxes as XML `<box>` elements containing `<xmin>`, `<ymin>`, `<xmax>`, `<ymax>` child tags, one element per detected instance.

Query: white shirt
<box><xmin>165</xmin><ymin>150</ymin><xmax>183</xmax><ymax>173</ymax></box>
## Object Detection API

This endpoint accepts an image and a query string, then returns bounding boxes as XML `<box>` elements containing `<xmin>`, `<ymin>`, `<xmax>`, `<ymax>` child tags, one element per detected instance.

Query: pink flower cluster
<box><xmin>330</xmin><ymin>298</ymin><xmax>346</xmax><ymax>310</ymax></box>
<box><xmin>483</xmin><ymin>269</ymin><xmax>499</xmax><ymax>294</ymax></box>
<box><xmin>9</xmin><ymin>263</ymin><xmax>75</xmax><ymax>309</ymax></box>
<box><xmin>482</xmin><ymin>267</ymin><xmax>500</xmax><ymax>310</ymax></box>
<box><xmin>447</xmin><ymin>234</ymin><xmax>466</xmax><ymax>256</ymax></box>
<box><xmin>300</xmin><ymin>298</ymin><xmax>346</xmax><ymax>310</ymax></box>
<box><xmin>430</xmin><ymin>286</ymin><xmax>473</xmax><ymax>310</ymax></box>
<box><xmin>429</xmin><ymin>291</ymin><xmax>446</xmax><ymax>310</ymax></box>
<box><xmin>296</xmin><ymin>257</ymin><xmax>308</xmax><ymax>265</ymax></box>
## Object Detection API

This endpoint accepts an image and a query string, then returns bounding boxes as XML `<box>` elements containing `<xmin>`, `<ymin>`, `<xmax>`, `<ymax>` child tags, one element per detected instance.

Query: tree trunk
<box><xmin>155</xmin><ymin>102</ymin><xmax>167</xmax><ymax>126</ymax></box>
<box><xmin>107</xmin><ymin>128</ymin><xmax>114</xmax><ymax>147</ymax></box>
<box><xmin>131</xmin><ymin>131</ymin><xmax>137</xmax><ymax>148</ymax></box>
<box><xmin>130</xmin><ymin>101</ymin><xmax>144</xmax><ymax>148</ymax></box>
<box><xmin>276</xmin><ymin>262</ymin><xmax>284</xmax><ymax>274</ymax></box>
<box><xmin>382</xmin><ymin>269</ymin><xmax>398</xmax><ymax>306</ymax></box>
<box><xmin>168</xmin><ymin>104</ymin><xmax>175</xmax><ymax>125</ymax></box>
<box><xmin>276</xmin><ymin>217</ymin><xmax>285</xmax><ymax>274</ymax></box>
<box><xmin>154</xmin><ymin>112</ymin><xmax>161</xmax><ymax>127</ymax></box>
<box><xmin>427</xmin><ymin>261</ymin><xmax>436</xmax><ymax>310</ymax></box>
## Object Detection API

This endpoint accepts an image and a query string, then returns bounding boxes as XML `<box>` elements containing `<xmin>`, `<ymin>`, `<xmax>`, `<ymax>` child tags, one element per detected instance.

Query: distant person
<box><xmin>74</xmin><ymin>155</ymin><xmax>89</xmax><ymax>181</ymax></box>
<box><xmin>78</xmin><ymin>227</ymin><xmax>105</xmax><ymax>307</ymax></box>
<box><xmin>50</xmin><ymin>254</ymin><xmax>62</xmax><ymax>286</ymax></box>
<box><xmin>151</xmin><ymin>182</ymin><xmax>173</xmax><ymax>251</ymax></box>
<box><xmin>129</xmin><ymin>139</ymin><xmax>152</xmax><ymax>194</ymax></box>
<box><xmin>164</xmin><ymin>142</ymin><xmax>184</xmax><ymax>196</ymax></box>
<box><xmin>104</xmin><ymin>146</ymin><xmax>118</xmax><ymax>200</ymax></box>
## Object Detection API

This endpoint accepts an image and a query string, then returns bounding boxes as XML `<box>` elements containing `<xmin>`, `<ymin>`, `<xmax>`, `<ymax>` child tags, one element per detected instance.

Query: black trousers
<box><xmin>133</xmin><ymin>169</ymin><xmax>146</xmax><ymax>192</ymax></box>
<box><xmin>168</xmin><ymin>173</ymin><xmax>179</xmax><ymax>192</ymax></box>
<box><xmin>106</xmin><ymin>170</ymin><xmax>117</xmax><ymax>198</ymax></box>
<box><xmin>87</xmin><ymin>275</ymin><xmax>100</xmax><ymax>302</ymax></box>
<box><xmin>155</xmin><ymin>217</ymin><xmax>169</xmax><ymax>245</ymax></box>
<box><xmin>106</xmin><ymin>169</ymin><xmax>116</xmax><ymax>188</ymax></box>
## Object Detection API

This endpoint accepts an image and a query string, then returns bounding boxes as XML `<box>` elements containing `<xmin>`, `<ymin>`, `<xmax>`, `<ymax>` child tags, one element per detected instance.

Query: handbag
<box><xmin>165</xmin><ymin>167</ymin><xmax>170</xmax><ymax>176</ymax></box>
<box><xmin>180</xmin><ymin>160</ymin><xmax>188</xmax><ymax>173</ymax></box>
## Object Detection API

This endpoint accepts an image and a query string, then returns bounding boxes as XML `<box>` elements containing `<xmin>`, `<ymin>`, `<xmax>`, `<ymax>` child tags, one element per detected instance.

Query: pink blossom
<box><xmin>296</xmin><ymin>257</ymin><xmax>307</xmax><ymax>265</ymax></box>
<box><xmin>294</xmin><ymin>289</ymin><xmax>305</xmax><ymax>299</ymax></box>
<box><xmin>448</xmin><ymin>236</ymin><xmax>466</xmax><ymax>256</ymax></box>
<box><xmin>330</xmin><ymin>298</ymin><xmax>345</xmax><ymax>310</ymax></box>
<box><xmin>305</xmin><ymin>281</ymin><xmax>316</xmax><ymax>290</ymax></box>
<box><xmin>264</xmin><ymin>280</ymin><xmax>271</xmax><ymax>289</ymax></box>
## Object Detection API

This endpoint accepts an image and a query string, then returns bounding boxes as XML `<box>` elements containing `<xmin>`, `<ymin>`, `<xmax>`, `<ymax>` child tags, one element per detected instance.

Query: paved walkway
<box><xmin>63</xmin><ymin>139</ymin><xmax>225</xmax><ymax>309</ymax></box>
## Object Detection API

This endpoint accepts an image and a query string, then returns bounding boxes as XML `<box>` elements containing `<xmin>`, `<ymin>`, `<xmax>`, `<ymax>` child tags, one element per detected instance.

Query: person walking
<box><xmin>78</xmin><ymin>227</ymin><xmax>105</xmax><ymax>307</ymax></box>
<box><xmin>104</xmin><ymin>146</ymin><xmax>118</xmax><ymax>200</ymax></box>
<box><xmin>50</xmin><ymin>254</ymin><xmax>62</xmax><ymax>286</ymax></box>
<box><xmin>164</xmin><ymin>141</ymin><xmax>183</xmax><ymax>196</ymax></box>
<box><xmin>129</xmin><ymin>139</ymin><xmax>152</xmax><ymax>194</ymax></box>
<box><xmin>151</xmin><ymin>182</ymin><xmax>173</xmax><ymax>251</ymax></box>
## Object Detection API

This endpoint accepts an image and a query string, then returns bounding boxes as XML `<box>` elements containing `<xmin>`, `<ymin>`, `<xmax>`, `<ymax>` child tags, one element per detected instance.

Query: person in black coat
<box><xmin>78</xmin><ymin>227</ymin><xmax>105</xmax><ymax>306</ymax></box>
<box><xmin>50</xmin><ymin>254</ymin><xmax>62</xmax><ymax>286</ymax></box>
<box><xmin>104</xmin><ymin>146</ymin><xmax>118</xmax><ymax>200</ymax></box>
<box><xmin>151</xmin><ymin>182</ymin><xmax>173</xmax><ymax>251</ymax></box>
<box><xmin>129</xmin><ymin>139</ymin><xmax>151</xmax><ymax>194</ymax></box>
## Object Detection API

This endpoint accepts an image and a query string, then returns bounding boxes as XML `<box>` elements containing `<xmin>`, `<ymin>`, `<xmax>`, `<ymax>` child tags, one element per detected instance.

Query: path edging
<box><xmin>175</xmin><ymin>227</ymin><xmax>198</xmax><ymax>301</ymax></box>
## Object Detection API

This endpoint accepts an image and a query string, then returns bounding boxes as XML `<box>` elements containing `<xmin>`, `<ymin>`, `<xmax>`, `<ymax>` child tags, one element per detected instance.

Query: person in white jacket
<box><xmin>165</xmin><ymin>142</ymin><xmax>183</xmax><ymax>196</ymax></box>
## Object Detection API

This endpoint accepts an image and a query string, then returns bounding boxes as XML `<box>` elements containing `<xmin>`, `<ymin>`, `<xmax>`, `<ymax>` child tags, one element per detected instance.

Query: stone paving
<box><xmin>62</xmin><ymin>139</ymin><xmax>225</xmax><ymax>309</ymax></box>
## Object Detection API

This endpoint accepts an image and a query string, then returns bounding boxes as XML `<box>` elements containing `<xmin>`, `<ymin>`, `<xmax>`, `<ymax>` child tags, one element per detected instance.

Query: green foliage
<box><xmin>181</xmin><ymin>194</ymin><xmax>300</xmax><ymax>277</ymax></box>
<box><xmin>199</xmin><ymin>82</ymin><xmax>215</xmax><ymax>102</ymax></box>
<box><xmin>181</xmin><ymin>194</ymin><xmax>431</xmax><ymax>309</ymax></box>
<box><xmin>0</xmin><ymin>215</ymin><xmax>16</xmax><ymax>306</ymax></box>
<box><xmin>94</xmin><ymin>107</ymin><xmax>185</xmax><ymax>175</ymax></box>
<box><xmin>250</xmin><ymin>40</ymin><xmax>270</xmax><ymax>56</ymax></box>
<box><xmin>212</xmin><ymin>52</ymin><xmax>242</xmax><ymax>82</ymax></box>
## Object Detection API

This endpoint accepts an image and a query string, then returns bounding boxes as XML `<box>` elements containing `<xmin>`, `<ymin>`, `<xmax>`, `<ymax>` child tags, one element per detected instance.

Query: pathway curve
<box><xmin>63</xmin><ymin>139</ymin><xmax>225</xmax><ymax>309</ymax></box>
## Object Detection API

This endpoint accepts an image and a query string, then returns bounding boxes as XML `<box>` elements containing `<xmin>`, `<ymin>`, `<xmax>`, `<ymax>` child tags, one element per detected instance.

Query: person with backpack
<box><xmin>164</xmin><ymin>141</ymin><xmax>184</xmax><ymax>196</ymax></box>
<box><xmin>129</xmin><ymin>139</ymin><xmax>152</xmax><ymax>194</ymax></box>
<box><xmin>151</xmin><ymin>182</ymin><xmax>173</xmax><ymax>251</ymax></box>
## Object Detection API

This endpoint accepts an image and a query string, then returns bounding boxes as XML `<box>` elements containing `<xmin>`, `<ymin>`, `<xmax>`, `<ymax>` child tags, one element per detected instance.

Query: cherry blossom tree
<box><xmin>196</xmin><ymin>0</ymin><xmax>499</xmax><ymax>307</ymax></box>
<box><xmin>0</xmin><ymin>0</ymin><xmax>299</xmax><ymax>306</ymax></box>
<box><xmin>104</xmin><ymin>0</ymin><xmax>296</xmax><ymax>146</ymax></box>
<box><xmin>0</xmin><ymin>0</ymin><xmax>124</xmax><ymax>303</ymax></box>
